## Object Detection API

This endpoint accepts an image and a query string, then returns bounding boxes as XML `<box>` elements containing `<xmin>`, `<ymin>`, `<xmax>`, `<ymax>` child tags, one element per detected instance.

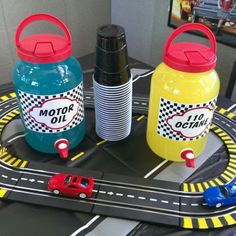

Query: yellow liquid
<box><xmin>146</xmin><ymin>63</ymin><xmax>220</xmax><ymax>162</ymax></box>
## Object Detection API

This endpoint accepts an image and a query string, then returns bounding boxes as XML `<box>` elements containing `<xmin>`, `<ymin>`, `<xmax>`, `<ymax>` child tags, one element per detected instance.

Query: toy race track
<box><xmin>0</xmin><ymin>55</ymin><xmax>236</xmax><ymax>235</ymax></box>
<box><xmin>1</xmin><ymin>85</ymin><xmax>236</xmax><ymax>231</ymax></box>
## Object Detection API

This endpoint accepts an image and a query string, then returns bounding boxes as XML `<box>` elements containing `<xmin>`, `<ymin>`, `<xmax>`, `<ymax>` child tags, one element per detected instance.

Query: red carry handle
<box><xmin>164</xmin><ymin>23</ymin><xmax>216</xmax><ymax>57</ymax></box>
<box><xmin>15</xmin><ymin>13</ymin><xmax>72</xmax><ymax>47</ymax></box>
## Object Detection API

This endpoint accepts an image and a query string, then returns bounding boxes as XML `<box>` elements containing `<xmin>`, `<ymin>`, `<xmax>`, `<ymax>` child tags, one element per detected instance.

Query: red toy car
<box><xmin>48</xmin><ymin>173</ymin><xmax>94</xmax><ymax>198</ymax></box>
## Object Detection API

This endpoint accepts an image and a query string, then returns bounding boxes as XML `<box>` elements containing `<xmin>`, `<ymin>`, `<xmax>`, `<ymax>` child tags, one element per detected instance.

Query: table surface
<box><xmin>0</xmin><ymin>53</ymin><xmax>235</xmax><ymax>236</ymax></box>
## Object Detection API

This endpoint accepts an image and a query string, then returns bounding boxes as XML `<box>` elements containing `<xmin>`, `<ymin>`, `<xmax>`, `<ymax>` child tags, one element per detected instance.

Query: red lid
<box><xmin>15</xmin><ymin>13</ymin><xmax>72</xmax><ymax>63</ymax></box>
<box><xmin>163</xmin><ymin>23</ymin><xmax>217</xmax><ymax>73</ymax></box>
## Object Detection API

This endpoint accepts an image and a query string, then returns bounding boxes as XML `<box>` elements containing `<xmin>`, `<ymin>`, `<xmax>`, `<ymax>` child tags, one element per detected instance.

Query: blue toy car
<box><xmin>203</xmin><ymin>184</ymin><xmax>236</xmax><ymax>208</ymax></box>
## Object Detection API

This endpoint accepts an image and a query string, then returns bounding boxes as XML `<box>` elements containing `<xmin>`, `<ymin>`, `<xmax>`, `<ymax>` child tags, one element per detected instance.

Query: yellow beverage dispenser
<box><xmin>146</xmin><ymin>23</ymin><xmax>220</xmax><ymax>168</ymax></box>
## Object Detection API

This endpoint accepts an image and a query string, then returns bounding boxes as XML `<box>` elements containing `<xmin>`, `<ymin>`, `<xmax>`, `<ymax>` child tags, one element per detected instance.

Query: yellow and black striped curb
<box><xmin>0</xmin><ymin>150</ymin><xmax>28</xmax><ymax>168</ymax></box>
<box><xmin>0</xmin><ymin>188</ymin><xmax>8</xmax><ymax>199</ymax></box>
<box><xmin>215</xmin><ymin>107</ymin><xmax>236</xmax><ymax>121</ymax></box>
<box><xmin>0</xmin><ymin>109</ymin><xmax>20</xmax><ymax>134</ymax></box>
<box><xmin>182</xmin><ymin>124</ymin><xmax>236</xmax><ymax>193</ymax></box>
<box><xmin>0</xmin><ymin>93</ymin><xmax>16</xmax><ymax>102</ymax></box>
<box><xmin>181</xmin><ymin>213</ymin><xmax>236</xmax><ymax>229</ymax></box>
<box><xmin>0</xmin><ymin>109</ymin><xmax>28</xmax><ymax>168</ymax></box>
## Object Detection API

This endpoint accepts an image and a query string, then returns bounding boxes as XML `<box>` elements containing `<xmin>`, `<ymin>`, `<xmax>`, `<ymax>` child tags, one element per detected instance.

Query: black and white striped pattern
<box><xmin>93</xmin><ymin>78</ymin><xmax>132</xmax><ymax>141</ymax></box>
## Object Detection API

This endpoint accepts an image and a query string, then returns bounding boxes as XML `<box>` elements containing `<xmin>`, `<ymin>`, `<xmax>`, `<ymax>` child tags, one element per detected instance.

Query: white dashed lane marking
<box><xmin>11</xmin><ymin>178</ymin><xmax>18</xmax><ymax>181</ymax></box>
<box><xmin>173</xmin><ymin>202</ymin><xmax>180</xmax><ymax>205</ymax></box>
<box><xmin>138</xmin><ymin>196</ymin><xmax>146</xmax><ymax>200</ymax></box>
<box><xmin>0</xmin><ymin>175</ymin><xmax>204</xmax><ymax>207</ymax></box>
<box><xmin>0</xmin><ymin>175</ymin><xmax>45</xmax><ymax>184</ymax></box>
<box><xmin>161</xmin><ymin>200</ymin><xmax>169</xmax><ymax>204</ymax></box>
<box><xmin>97</xmin><ymin>189</ymin><xmax>204</xmax><ymax>207</ymax></box>
<box><xmin>99</xmin><ymin>191</ymin><xmax>106</xmax><ymax>194</ymax></box>
<box><xmin>150</xmin><ymin>198</ymin><xmax>157</xmax><ymax>202</ymax></box>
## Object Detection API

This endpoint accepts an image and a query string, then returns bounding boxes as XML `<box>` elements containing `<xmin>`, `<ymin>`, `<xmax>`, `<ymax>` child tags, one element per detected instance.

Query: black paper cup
<box><xmin>93</xmin><ymin>24</ymin><xmax>132</xmax><ymax>141</ymax></box>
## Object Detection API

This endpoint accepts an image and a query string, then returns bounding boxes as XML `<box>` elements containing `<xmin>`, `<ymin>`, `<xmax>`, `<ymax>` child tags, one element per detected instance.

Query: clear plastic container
<box><xmin>13</xmin><ymin>14</ymin><xmax>85</xmax><ymax>157</ymax></box>
<box><xmin>146</xmin><ymin>23</ymin><xmax>220</xmax><ymax>167</ymax></box>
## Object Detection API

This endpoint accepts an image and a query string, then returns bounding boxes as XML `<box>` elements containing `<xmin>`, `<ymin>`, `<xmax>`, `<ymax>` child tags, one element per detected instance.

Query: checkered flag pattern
<box><xmin>157</xmin><ymin>97</ymin><xmax>217</xmax><ymax>141</ymax></box>
<box><xmin>18</xmin><ymin>82</ymin><xmax>84</xmax><ymax>133</ymax></box>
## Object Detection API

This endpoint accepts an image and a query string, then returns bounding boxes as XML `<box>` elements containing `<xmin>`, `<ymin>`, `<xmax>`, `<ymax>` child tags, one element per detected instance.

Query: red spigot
<box><xmin>55</xmin><ymin>139</ymin><xmax>69</xmax><ymax>159</ymax></box>
<box><xmin>180</xmin><ymin>148</ymin><xmax>195</xmax><ymax>168</ymax></box>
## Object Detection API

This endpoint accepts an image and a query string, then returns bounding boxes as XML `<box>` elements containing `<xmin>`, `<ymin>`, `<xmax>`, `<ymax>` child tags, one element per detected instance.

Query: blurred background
<box><xmin>0</xmin><ymin>0</ymin><xmax>235</xmax><ymax>100</ymax></box>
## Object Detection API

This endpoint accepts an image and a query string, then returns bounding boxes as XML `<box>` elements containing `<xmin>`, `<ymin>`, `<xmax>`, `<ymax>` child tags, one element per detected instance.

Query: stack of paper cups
<box><xmin>93</xmin><ymin>24</ymin><xmax>132</xmax><ymax>141</ymax></box>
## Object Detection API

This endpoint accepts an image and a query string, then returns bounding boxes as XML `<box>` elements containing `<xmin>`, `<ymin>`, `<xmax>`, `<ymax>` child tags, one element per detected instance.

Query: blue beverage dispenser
<box><xmin>13</xmin><ymin>13</ymin><xmax>85</xmax><ymax>158</ymax></box>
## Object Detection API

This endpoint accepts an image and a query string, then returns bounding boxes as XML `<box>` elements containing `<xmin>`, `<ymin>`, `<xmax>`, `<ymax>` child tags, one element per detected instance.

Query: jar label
<box><xmin>18</xmin><ymin>82</ymin><xmax>84</xmax><ymax>133</ymax></box>
<box><xmin>157</xmin><ymin>97</ymin><xmax>217</xmax><ymax>141</ymax></box>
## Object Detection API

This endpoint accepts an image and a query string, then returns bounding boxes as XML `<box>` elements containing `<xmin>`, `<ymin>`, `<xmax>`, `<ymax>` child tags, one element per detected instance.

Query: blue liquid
<box><xmin>13</xmin><ymin>57</ymin><xmax>85</xmax><ymax>153</ymax></box>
